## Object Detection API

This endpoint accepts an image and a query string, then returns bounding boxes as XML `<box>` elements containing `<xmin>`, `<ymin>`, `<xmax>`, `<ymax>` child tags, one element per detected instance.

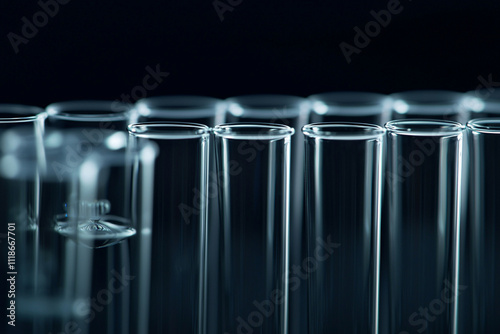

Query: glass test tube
<box><xmin>466</xmin><ymin>119</ymin><xmax>500</xmax><ymax>332</ymax></box>
<box><xmin>303</xmin><ymin>122</ymin><xmax>384</xmax><ymax>334</ymax></box>
<box><xmin>128</xmin><ymin>123</ymin><xmax>210</xmax><ymax>334</ymax></box>
<box><xmin>381</xmin><ymin>119</ymin><xmax>464</xmax><ymax>334</ymax></box>
<box><xmin>214</xmin><ymin>123</ymin><xmax>293</xmax><ymax>334</ymax></box>
<box><xmin>43</xmin><ymin>101</ymin><xmax>147</xmax><ymax>334</ymax></box>
<box><xmin>308</xmin><ymin>91</ymin><xmax>391</xmax><ymax>126</ymax></box>
<box><xmin>224</xmin><ymin>95</ymin><xmax>309</xmax><ymax>334</ymax></box>
<box><xmin>0</xmin><ymin>105</ymin><xmax>45</xmax><ymax>334</ymax></box>
<box><xmin>132</xmin><ymin>95</ymin><xmax>224</xmax><ymax>334</ymax></box>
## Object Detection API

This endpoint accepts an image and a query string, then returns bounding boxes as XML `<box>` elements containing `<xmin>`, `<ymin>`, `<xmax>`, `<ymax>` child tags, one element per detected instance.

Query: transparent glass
<box><xmin>464</xmin><ymin>119</ymin><xmax>500</xmax><ymax>332</ymax></box>
<box><xmin>308</xmin><ymin>92</ymin><xmax>391</xmax><ymax>125</ymax></box>
<box><xmin>390</xmin><ymin>90</ymin><xmax>467</xmax><ymax>123</ymax></box>
<box><xmin>0</xmin><ymin>105</ymin><xmax>45</xmax><ymax>334</ymax></box>
<box><xmin>303</xmin><ymin>122</ymin><xmax>384</xmax><ymax>334</ymax></box>
<box><xmin>133</xmin><ymin>95</ymin><xmax>224</xmax><ymax>334</ymax></box>
<box><xmin>225</xmin><ymin>95</ymin><xmax>309</xmax><ymax>334</ymax></box>
<box><xmin>380</xmin><ymin>119</ymin><xmax>464</xmax><ymax>334</ymax></box>
<box><xmin>46</xmin><ymin>100</ymin><xmax>131</xmax><ymax>130</ymax></box>
<box><xmin>41</xmin><ymin>101</ymin><xmax>149</xmax><ymax>334</ymax></box>
<box><xmin>133</xmin><ymin>95</ymin><xmax>225</xmax><ymax>125</ymax></box>
<box><xmin>463</xmin><ymin>89</ymin><xmax>500</xmax><ymax>119</ymax></box>
<box><xmin>128</xmin><ymin>122</ymin><xmax>210</xmax><ymax>334</ymax></box>
<box><xmin>214</xmin><ymin>123</ymin><xmax>294</xmax><ymax>334</ymax></box>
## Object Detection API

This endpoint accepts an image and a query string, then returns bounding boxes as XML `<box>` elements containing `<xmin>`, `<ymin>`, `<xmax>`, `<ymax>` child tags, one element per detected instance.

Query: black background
<box><xmin>1</xmin><ymin>0</ymin><xmax>500</xmax><ymax>106</ymax></box>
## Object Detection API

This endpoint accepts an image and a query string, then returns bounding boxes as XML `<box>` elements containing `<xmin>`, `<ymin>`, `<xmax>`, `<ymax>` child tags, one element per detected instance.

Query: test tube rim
<box><xmin>308</xmin><ymin>91</ymin><xmax>391</xmax><ymax>116</ymax></box>
<box><xmin>385</xmin><ymin>119</ymin><xmax>465</xmax><ymax>136</ymax></box>
<box><xmin>467</xmin><ymin>118</ymin><xmax>500</xmax><ymax>134</ymax></box>
<box><xmin>0</xmin><ymin>104</ymin><xmax>46</xmax><ymax>123</ymax></box>
<box><xmin>128</xmin><ymin>121</ymin><xmax>210</xmax><ymax>139</ymax></box>
<box><xmin>213</xmin><ymin>122</ymin><xmax>295</xmax><ymax>140</ymax></box>
<box><xmin>302</xmin><ymin>122</ymin><xmax>385</xmax><ymax>140</ymax></box>
<box><xmin>46</xmin><ymin>100</ymin><xmax>130</xmax><ymax>121</ymax></box>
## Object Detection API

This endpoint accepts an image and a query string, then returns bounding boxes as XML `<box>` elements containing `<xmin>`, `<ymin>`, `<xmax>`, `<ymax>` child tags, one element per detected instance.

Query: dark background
<box><xmin>1</xmin><ymin>0</ymin><xmax>500</xmax><ymax>106</ymax></box>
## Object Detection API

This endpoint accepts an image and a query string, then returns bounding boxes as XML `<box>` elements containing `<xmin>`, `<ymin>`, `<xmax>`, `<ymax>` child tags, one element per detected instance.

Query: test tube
<box><xmin>0</xmin><ymin>105</ymin><xmax>45</xmax><ymax>334</ymax></box>
<box><xmin>132</xmin><ymin>95</ymin><xmax>224</xmax><ymax>334</ymax></box>
<box><xmin>128</xmin><ymin>122</ymin><xmax>210</xmax><ymax>334</ymax></box>
<box><xmin>224</xmin><ymin>95</ymin><xmax>309</xmax><ymax>334</ymax></box>
<box><xmin>381</xmin><ymin>119</ymin><xmax>464</xmax><ymax>334</ymax></box>
<box><xmin>42</xmin><ymin>101</ymin><xmax>147</xmax><ymax>334</ymax></box>
<box><xmin>214</xmin><ymin>123</ymin><xmax>293</xmax><ymax>334</ymax></box>
<box><xmin>308</xmin><ymin>91</ymin><xmax>391</xmax><ymax>125</ymax></box>
<box><xmin>303</xmin><ymin>122</ymin><xmax>384</xmax><ymax>334</ymax></box>
<box><xmin>465</xmin><ymin>119</ymin><xmax>500</xmax><ymax>332</ymax></box>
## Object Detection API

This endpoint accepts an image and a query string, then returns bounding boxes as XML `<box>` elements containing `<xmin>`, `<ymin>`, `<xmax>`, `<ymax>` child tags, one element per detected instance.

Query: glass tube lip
<box><xmin>46</xmin><ymin>100</ymin><xmax>130</xmax><ymax>121</ymax></box>
<box><xmin>0</xmin><ymin>104</ymin><xmax>45</xmax><ymax>123</ymax></box>
<box><xmin>309</xmin><ymin>92</ymin><xmax>391</xmax><ymax>116</ymax></box>
<box><xmin>128</xmin><ymin>122</ymin><xmax>210</xmax><ymax>139</ymax></box>
<box><xmin>390</xmin><ymin>90</ymin><xmax>464</xmax><ymax>115</ymax></box>
<box><xmin>467</xmin><ymin>118</ymin><xmax>500</xmax><ymax>134</ymax></box>
<box><xmin>135</xmin><ymin>95</ymin><xmax>224</xmax><ymax>118</ymax></box>
<box><xmin>225</xmin><ymin>94</ymin><xmax>308</xmax><ymax>118</ymax></box>
<box><xmin>302</xmin><ymin>122</ymin><xmax>385</xmax><ymax>140</ymax></box>
<box><xmin>213</xmin><ymin>123</ymin><xmax>295</xmax><ymax>140</ymax></box>
<box><xmin>385</xmin><ymin>119</ymin><xmax>465</xmax><ymax>136</ymax></box>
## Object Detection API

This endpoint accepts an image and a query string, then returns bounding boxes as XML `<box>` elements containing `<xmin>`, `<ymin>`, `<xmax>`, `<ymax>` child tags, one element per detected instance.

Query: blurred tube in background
<box><xmin>43</xmin><ymin>101</ymin><xmax>147</xmax><ymax>334</ymax></box>
<box><xmin>128</xmin><ymin>123</ymin><xmax>210</xmax><ymax>334</ymax></box>
<box><xmin>389</xmin><ymin>90</ymin><xmax>468</xmax><ymax>123</ymax></box>
<box><xmin>303</xmin><ymin>122</ymin><xmax>384</xmax><ymax>334</ymax></box>
<box><xmin>46</xmin><ymin>100</ymin><xmax>131</xmax><ymax>130</ymax></box>
<box><xmin>465</xmin><ymin>119</ymin><xmax>500</xmax><ymax>333</ymax></box>
<box><xmin>462</xmin><ymin>89</ymin><xmax>500</xmax><ymax>119</ymax></box>
<box><xmin>381</xmin><ymin>119</ymin><xmax>464</xmax><ymax>334</ymax></box>
<box><xmin>133</xmin><ymin>95</ymin><xmax>225</xmax><ymax>125</ymax></box>
<box><xmin>214</xmin><ymin>123</ymin><xmax>293</xmax><ymax>334</ymax></box>
<box><xmin>133</xmin><ymin>96</ymin><xmax>225</xmax><ymax>334</ymax></box>
<box><xmin>308</xmin><ymin>92</ymin><xmax>391</xmax><ymax>126</ymax></box>
<box><xmin>0</xmin><ymin>105</ymin><xmax>46</xmax><ymax>334</ymax></box>
<box><xmin>224</xmin><ymin>95</ymin><xmax>309</xmax><ymax>334</ymax></box>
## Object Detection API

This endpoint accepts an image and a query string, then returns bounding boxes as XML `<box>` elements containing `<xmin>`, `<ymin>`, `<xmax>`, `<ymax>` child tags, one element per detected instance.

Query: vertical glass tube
<box><xmin>128</xmin><ymin>123</ymin><xmax>210</xmax><ymax>334</ymax></box>
<box><xmin>42</xmin><ymin>101</ymin><xmax>144</xmax><ymax>334</ymax></box>
<box><xmin>224</xmin><ymin>95</ymin><xmax>309</xmax><ymax>334</ymax></box>
<box><xmin>132</xmin><ymin>95</ymin><xmax>224</xmax><ymax>334</ymax></box>
<box><xmin>214</xmin><ymin>123</ymin><xmax>293</xmax><ymax>334</ymax></box>
<box><xmin>308</xmin><ymin>92</ymin><xmax>391</xmax><ymax>126</ymax></box>
<box><xmin>303</xmin><ymin>122</ymin><xmax>384</xmax><ymax>334</ymax></box>
<box><xmin>0</xmin><ymin>105</ymin><xmax>45</xmax><ymax>334</ymax></box>
<box><xmin>382</xmin><ymin>120</ymin><xmax>464</xmax><ymax>334</ymax></box>
<box><xmin>466</xmin><ymin>119</ymin><xmax>500</xmax><ymax>332</ymax></box>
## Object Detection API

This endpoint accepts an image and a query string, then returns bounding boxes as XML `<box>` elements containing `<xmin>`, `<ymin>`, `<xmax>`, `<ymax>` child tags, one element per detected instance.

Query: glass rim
<box><xmin>467</xmin><ymin>118</ymin><xmax>500</xmax><ymax>134</ymax></box>
<box><xmin>390</xmin><ymin>90</ymin><xmax>464</xmax><ymax>104</ymax></box>
<box><xmin>213</xmin><ymin>122</ymin><xmax>295</xmax><ymax>140</ymax></box>
<box><xmin>309</xmin><ymin>92</ymin><xmax>391</xmax><ymax>116</ymax></box>
<box><xmin>128</xmin><ymin>121</ymin><xmax>210</xmax><ymax>139</ymax></box>
<box><xmin>0</xmin><ymin>104</ymin><xmax>46</xmax><ymax>123</ymax></box>
<box><xmin>302</xmin><ymin>122</ymin><xmax>385</xmax><ymax>140</ymax></box>
<box><xmin>46</xmin><ymin>100</ymin><xmax>130</xmax><ymax>121</ymax></box>
<box><xmin>225</xmin><ymin>94</ymin><xmax>308</xmax><ymax>118</ymax></box>
<box><xmin>385</xmin><ymin>119</ymin><xmax>465</xmax><ymax>136</ymax></box>
<box><xmin>135</xmin><ymin>95</ymin><xmax>224</xmax><ymax>118</ymax></box>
